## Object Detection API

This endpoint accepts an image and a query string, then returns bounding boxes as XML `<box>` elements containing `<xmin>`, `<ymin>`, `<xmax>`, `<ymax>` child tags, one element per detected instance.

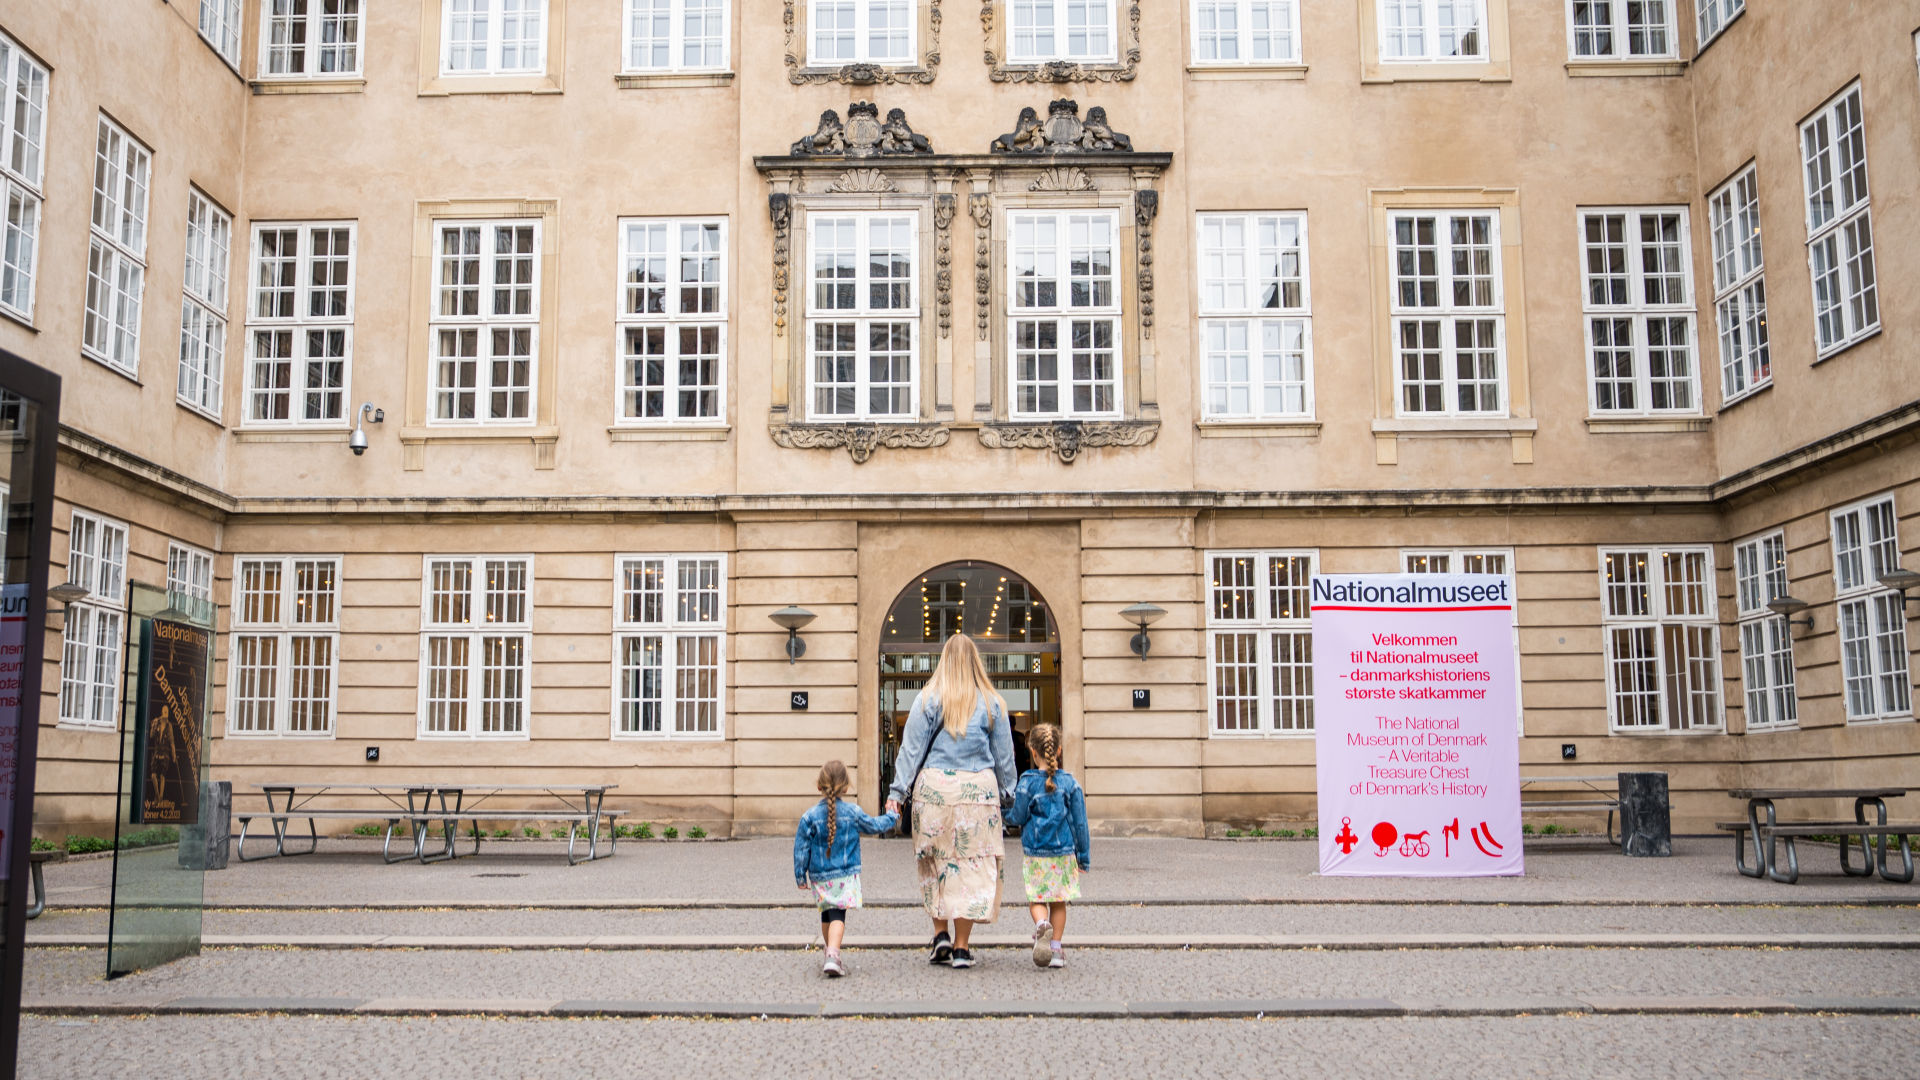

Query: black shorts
<box><xmin>820</xmin><ymin>907</ymin><xmax>847</xmax><ymax>925</ymax></box>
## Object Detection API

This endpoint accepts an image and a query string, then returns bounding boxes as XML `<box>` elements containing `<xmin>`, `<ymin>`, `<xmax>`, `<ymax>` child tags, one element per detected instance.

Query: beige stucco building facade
<box><xmin>1</xmin><ymin>0</ymin><xmax>1915</xmax><ymax>838</ymax></box>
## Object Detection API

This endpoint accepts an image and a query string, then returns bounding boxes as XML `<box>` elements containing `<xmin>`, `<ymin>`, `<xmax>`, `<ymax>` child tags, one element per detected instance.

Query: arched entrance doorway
<box><xmin>877</xmin><ymin>561</ymin><xmax>1061</xmax><ymax>828</ymax></box>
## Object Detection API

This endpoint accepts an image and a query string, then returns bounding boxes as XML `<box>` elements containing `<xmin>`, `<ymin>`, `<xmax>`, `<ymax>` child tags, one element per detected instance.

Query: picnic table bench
<box><xmin>26</xmin><ymin>848</ymin><xmax>65</xmax><ymax>919</ymax></box>
<box><xmin>1519</xmin><ymin>774</ymin><xmax>1624</xmax><ymax>843</ymax></box>
<box><xmin>1717</xmin><ymin>787</ymin><xmax>1915</xmax><ymax>885</ymax></box>
<box><xmin>235</xmin><ymin>782</ymin><xmax>621</xmax><ymax>866</ymax></box>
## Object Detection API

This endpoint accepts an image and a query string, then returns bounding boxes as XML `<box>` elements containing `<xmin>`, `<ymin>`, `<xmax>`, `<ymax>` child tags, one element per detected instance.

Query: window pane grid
<box><xmin>1390</xmin><ymin>211</ymin><xmax>1503</xmax><ymax>417</ymax></box>
<box><xmin>1568</xmin><ymin>0</ymin><xmax>1674</xmax><ymax>59</ymax></box>
<box><xmin>1207</xmin><ymin>549</ymin><xmax>1315</xmax><ymax>735</ymax></box>
<box><xmin>1600</xmin><ymin>546</ymin><xmax>1721</xmax><ymax>732</ymax></box>
<box><xmin>1200</xmin><ymin>213</ymin><xmax>1311</xmax><ymax>420</ymax></box>
<box><xmin>247</xmin><ymin>222</ymin><xmax>353</xmax><ymax>425</ymax></box>
<box><xmin>807</xmin><ymin>214</ymin><xmax>917</xmax><ymax>421</ymax></box>
<box><xmin>422</xmin><ymin>556</ymin><xmax>531</xmax><ymax>737</ymax></box>
<box><xmin>1009</xmin><ymin>211</ymin><xmax>1120</xmax><ymax>419</ymax></box>
<box><xmin>615</xmin><ymin>554</ymin><xmax>725</xmax><ymax>738</ymax></box>
<box><xmin>1801</xmin><ymin>85</ymin><xmax>1878</xmax><ymax>355</ymax></box>
<box><xmin>1733</xmin><ymin>532</ymin><xmax>1796</xmax><ymax>731</ymax></box>
<box><xmin>1380</xmin><ymin>0</ymin><xmax>1485</xmax><ymax>61</ymax></box>
<box><xmin>618</xmin><ymin>218</ymin><xmax>725</xmax><ymax>423</ymax></box>
<box><xmin>1830</xmin><ymin>498</ymin><xmax>1910</xmax><ymax>722</ymax></box>
<box><xmin>233</xmin><ymin>555</ymin><xmax>342</xmax><ymax>736</ymax></box>
<box><xmin>811</xmin><ymin>0</ymin><xmax>914</xmax><ymax>64</ymax></box>
<box><xmin>1581</xmin><ymin>207</ymin><xmax>1697</xmax><ymax>416</ymax></box>
<box><xmin>0</xmin><ymin>33</ymin><xmax>47</xmax><ymax>320</ymax></box>
<box><xmin>60</xmin><ymin>512</ymin><xmax>129</xmax><ymax>730</ymax></box>
<box><xmin>1011</xmin><ymin>0</ymin><xmax>1116</xmax><ymax>62</ymax></box>
<box><xmin>263</xmin><ymin>0</ymin><xmax>365</xmax><ymax>77</ymax></box>
<box><xmin>432</xmin><ymin>220</ymin><xmax>538</xmax><ymax>423</ymax></box>
<box><xmin>626</xmin><ymin>0</ymin><xmax>728</xmax><ymax>71</ymax></box>
<box><xmin>1697</xmin><ymin>0</ymin><xmax>1743</xmax><ymax>46</ymax></box>
<box><xmin>444</xmin><ymin>0</ymin><xmax>548</xmax><ymax>75</ymax></box>
<box><xmin>84</xmin><ymin>116</ymin><xmax>151</xmax><ymax>374</ymax></box>
<box><xmin>1194</xmin><ymin>1</ymin><xmax>1300</xmax><ymax>65</ymax></box>
<box><xmin>178</xmin><ymin>190</ymin><xmax>232</xmax><ymax>418</ymax></box>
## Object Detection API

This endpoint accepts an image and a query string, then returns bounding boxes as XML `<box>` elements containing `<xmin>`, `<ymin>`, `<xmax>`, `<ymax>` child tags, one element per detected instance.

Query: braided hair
<box><xmin>817</xmin><ymin>759</ymin><xmax>851</xmax><ymax>847</ymax></box>
<box><xmin>1026</xmin><ymin>723</ymin><xmax>1063</xmax><ymax>793</ymax></box>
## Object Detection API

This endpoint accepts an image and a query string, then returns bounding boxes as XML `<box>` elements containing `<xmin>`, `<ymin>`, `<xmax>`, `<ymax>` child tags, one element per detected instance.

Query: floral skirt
<box><xmin>1022</xmin><ymin>854</ymin><xmax>1082</xmax><ymax>903</ymax></box>
<box><xmin>912</xmin><ymin>768</ymin><xmax>1004</xmax><ymax>923</ymax></box>
<box><xmin>812</xmin><ymin>872</ymin><xmax>863</xmax><ymax>911</ymax></box>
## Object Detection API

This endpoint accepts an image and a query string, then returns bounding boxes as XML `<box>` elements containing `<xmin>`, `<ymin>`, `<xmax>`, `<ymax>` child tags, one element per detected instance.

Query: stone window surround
<box><xmin>982</xmin><ymin>0</ymin><xmax>1142</xmax><ymax>83</ymax></box>
<box><xmin>401</xmin><ymin>198</ymin><xmax>562</xmax><ymax>471</ymax></box>
<box><xmin>1355</xmin><ymin>0</ymin><xmax>1511</xmax><ymax>84</ymax></box>
<box><xmin>417</xmin><ymin>0</ymin><xmax>568</xmax><ymax>96</ymax></box>
<box><xmin>785</xmin><ymin>0</ymin><xmax>941</xmax><ymax>85</ymax></box>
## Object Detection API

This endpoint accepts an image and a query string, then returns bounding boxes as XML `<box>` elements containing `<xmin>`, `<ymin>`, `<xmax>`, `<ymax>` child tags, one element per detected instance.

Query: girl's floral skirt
<box><xmin>811</xmin><ymin>872</ymin><xmax>863</xmax><ymax>911</ymax></box>
<box><xmin>1021</xmin><ymin>854</ymin><xmax>1082</xmax><ymax>903</ymax></box>
<box><xmin>912</xmin><ymin>768</ymin><xmax>1004</xmax><ymax>923</ymax></box>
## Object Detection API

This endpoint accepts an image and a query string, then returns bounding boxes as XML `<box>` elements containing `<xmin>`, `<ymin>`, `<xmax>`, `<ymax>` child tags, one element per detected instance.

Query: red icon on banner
<box><xmin>1443</xmin><ymin>818</ymin><xmax>1459</xmax><ymax>858</ymax></box>
<box><xmin>1471</xmin><ymin>821</ymin><xmax>1504</xmax><ymax>857</ymax></box>
<box><xmin>1334</xmin><ymin>818</ymin><xmax>1359</xmax><ymax>855</ymax></box>
<box><xmin>1371</xmin><ymin>821</ymin><xmax>1398</xmax><ymax>856</ymax></box>
<box><xmin>1399</xmin><ymin>830</ymin><xmax>1431</xmax><ymax>858</ymax></box>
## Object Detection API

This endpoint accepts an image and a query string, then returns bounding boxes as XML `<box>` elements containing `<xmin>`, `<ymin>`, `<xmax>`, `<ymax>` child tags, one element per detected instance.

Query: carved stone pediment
<box><xmin>978</xmin><ymin>420</ymin><xmax>1159</xmax><ymax>464</ymax></box>
<box><xmin>990</xmin><ymin>99</ymin><xmax>1132</xmax><ymax>154</ymax></box>
<box><xmin>771</xmin><ymin>422</ymin><xmax>951</xmax><ymax>463</ymax></box>
<box><xmin>789</xmin><ymin>101</ymin><xmax>934</xmax><ymax>159</ymax></box>
<box><xmin>829</xmin><ymin>168</ymin><xmax>897</xmax><ymax>193</ymax></box>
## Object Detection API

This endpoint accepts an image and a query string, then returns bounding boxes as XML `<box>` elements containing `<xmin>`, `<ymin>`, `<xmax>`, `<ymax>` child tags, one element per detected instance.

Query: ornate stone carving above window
<box><xmin>977</xmin><ymin>419</ymin><xmax>1159</xmax><ymax>464</ymax></box>
<box><xmin>771</xmin><ymin>422</ymin><xmax>951</xmax><ymax>463</ymax></box>
<box><xmin>991</xmin><ymin>100</ymin><xmax>1133</xmax><ymax>154</ymax></box>
<box><xmin>785</xmin><ymin>0</ymin><xmax>942</xmax><ymax>85</ymax></box>
<box><xmin>789</xmin><ymin>102</ymin><xmax>936</xmax><ymax>158</ymax></box>
<box><xmin>981</xmin><ymin>1</ymin><xmax>1141</xmax><ymax>83</ymax></box>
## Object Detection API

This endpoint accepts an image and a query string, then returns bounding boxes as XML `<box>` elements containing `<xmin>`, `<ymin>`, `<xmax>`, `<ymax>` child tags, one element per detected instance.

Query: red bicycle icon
<box><xmin>1399</xmin><ymin>831</ymin><xmax>1431</xmax><ymax>858</ymax></box>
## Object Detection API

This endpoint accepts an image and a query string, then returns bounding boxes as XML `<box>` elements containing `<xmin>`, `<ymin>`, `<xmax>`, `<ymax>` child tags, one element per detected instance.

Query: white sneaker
<box><xmin>822</xmin><ymin>954</ymin><xmax>846</xmax><ymax>978</ymax></box>
<box><xmin>1047</xmin><ymin>947</ymin><xmax>1064</xmax><ymax>969</ymax></box>
<box><xmin>1031</xmin><ymin>921</ymin><xmax>1053</xmax><ymax>967</ymax></box>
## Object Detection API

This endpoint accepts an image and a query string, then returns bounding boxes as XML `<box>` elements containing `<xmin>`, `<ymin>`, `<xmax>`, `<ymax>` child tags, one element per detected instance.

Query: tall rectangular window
<box><xmin>1198</xmin><ymin>213</ymin><xmax>1309</xmax><ymax>420</ymax></box>
<box><xmin>1009</xmin><ymin>210</ymin><xmax>1121</xmax><ymax>419</ymax></box>
<box><xmin>1567</xmin><ymin>0</ymin><xmax>1674</xmax><ymax>59</ymax></box>
<box><xmin>261</xmin><ymin>0</ymin><xmax>365</xmax><ymax>78</ymax></box>
<box><xmin>59</xmin><ymin>510</ymin><xmax>129</xmax><ymax>731</ymax></box>
<box><xmin>231</xmin><ymin>556</ymin><xmax>341</xmax><ymax>736</ymax></box>
<box><xmin>618</xmin><ymin>218</ymin><xmax>724</xmax><ymax>424</ymax></box>
<box><xmin>1696</xmin><ymin>0</ymin><xmax>1743</xmax><ymax>48</ymax></box>
<box><xmin>1600</xmin><ymin>546</ymin><xmax>1721</xmax><ymax>732</ymax></box>
<box><xmin>1390</xmin><ymin>210</ymin><xmax>1502</xmax><ymax>417</ymax></box>
<box><xmin>1379</xmin><ymin>0</ymin><xmax>1485</xmax><ymax>61</ymax></box>
<box><xmin>624</xmin><ymin>0</ymin><xmax>728</xmax><ymax>71</ymax></box>
<box><xmin>1191</xmin><ymin>0</ymin><xmax>1300</xmax><ymax>65</ymax></box>
<box><xmin>442</xmin><ymin>0</ymin><xmax>548</xmax><ymax>75</ymax></box>
<box><xmin>1580</xmin><ymin>207</ymin><xmax>1697</xmax><ymax>415</ymax></box>
<box><xmin>83</xmin><ymin>115</ymin><xmax>152</xmax><ymax>376</ymax></box>
<box><xmin>1207</xmin><ymin>550</ymin><xmax>1315</xmax><ymax>735</ymax></box>
<box><xmin>1010</xmin><ymin>0</ymin><xmax>1116</xmax><ymax>63</ymax></box>
<box><xmin>0</xmin><ymin>33</ymin><xmax>48</xmax><ymax>322</ymax></box>
<box><xmin>178</xmin><ymin>189</ymin><xmax>232</xmax><ymax>420</ymax></box>
<box><xmin>1801</xmin><ymin>83</ymin><xmax>1878</xmax><ymax>356</ymax></box>
<box><xmin>1830</xmin><ymin>496</ymin><xmax>1910</xmax><ymax>722</ymax></box>
<box><xmin>1404</xmin><ymin>549</ymin><xmax>1509</xmax><ymax>574</ymax></box>
<box><xmin>420</xmin><ymin>556</ymin><xmax>531</xmax><ymax>738</ymax></box>
<box><xmin>811</xmin><ymin>0</ymin><xmax>915</xmax><ymax>64</ymax></box>
<box><xmin>200</xmin><ymin>0</ymin><xmax>244</xmax><ymax>66</ymax></box>
<box><xmin>432</xmin><ymin>220</ymin><xmax>538</xmax><ymax>423</ymax></box>
<box><xmin>166</xmin><ymin>541</ymin><xmax>215</xmax><ymax>620</ymax></box>
<box><xmin>1708</xmin><ymin>166</ymin><xmax>1769</xmax><ymax>404</ymax></box>
<box><xmin>807</xmin><ymin>213</ymin><xmax>917</xmax><ymax>421</ymax></box>
<box><xmin>614</xmin><ymin>554</ymin><xmax>725</xmax><ymax>738</ymax></box>
<box><xmin>1733</xmin><ymin>531</ymin><xmax>1796</xmax><ymax>732</ymax></box>
<box><xmin>247</xmin><ymin>222</ymin><xmax>354</xmax><ymax>425</ymax></box>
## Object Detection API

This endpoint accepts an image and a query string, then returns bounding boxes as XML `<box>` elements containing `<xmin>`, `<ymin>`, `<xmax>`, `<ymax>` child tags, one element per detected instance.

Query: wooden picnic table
<box><xmin>238</xmin><ymin>782</ymin><xmax>621</xmax><ymax>866</ymax></box>
<box><xmin>1723</xmin><ymin>787</ymin><xmax>1914</xmax><ymax>885</ymax></box>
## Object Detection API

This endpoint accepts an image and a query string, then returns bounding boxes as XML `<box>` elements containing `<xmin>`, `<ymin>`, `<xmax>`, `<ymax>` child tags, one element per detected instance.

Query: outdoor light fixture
<box><xmin>768</xmin><ymin>605</ymin><xmax>817</xmax><ymax>664</ymax></box>
<box><xmin>1121</xmin><ymin>601</ymin><xmax>1167</xmax><ymax>660</ymax></box>
<box><xmin>46</xmin><ymin>580</ymin><xmax>90</xmax><ymax>606</ymax></box>
<box><xmin>1766</xmin><ymin>595</ymin><xmax>1814</xmax><ymax>633</ymax></box>
<box><xmin>1878</xmin><ymin>567</ymin><xmax>1920</xmax><ymax>613</ymax></box>
<box><xmin>348</xmin><ymin>401</ymin><xmax>385</xmax><ymax>457</ymax></box>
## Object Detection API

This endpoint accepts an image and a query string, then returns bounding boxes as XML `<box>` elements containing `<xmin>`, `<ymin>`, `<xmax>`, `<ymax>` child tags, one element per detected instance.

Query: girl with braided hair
<box><xmin>794</xmin><ymin>759</ymin><xmax>897</xmax><ymax>977</ymax></box>
<box><xmin>1006</xmin><ymin>722</ymin><xmax>1091</xmax><ymax>969</ymax></box>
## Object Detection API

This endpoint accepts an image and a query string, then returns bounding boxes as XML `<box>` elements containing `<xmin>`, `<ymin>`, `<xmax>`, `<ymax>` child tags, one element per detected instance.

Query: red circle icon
<box><xmin>1370</xmin><ymin>821</ymin><xmax>1398</xmax><ymax>853</ymax></box>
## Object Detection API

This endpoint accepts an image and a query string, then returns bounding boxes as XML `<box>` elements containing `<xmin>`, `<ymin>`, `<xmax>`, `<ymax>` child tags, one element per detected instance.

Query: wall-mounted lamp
<box><xmin>1766</xmin><ymin>595</ymin><xmax>1814</xmax><ymax>633</ymax></box>
<box><xmin>1878</xmin><ymin>568</ymin><xmax>1920</xmax><ymax>614</ymax></box>
<box><xmin>47</xmin><ymin>581</ymin><xmax>90</xmax><ymax>607</ymax></box>
<box><xmin>768</xmin><ymin>605</ymin><xmax>816</xmax><ymax>664</ymax></box>
<box><xmin>349</xmin><ymin>401</ymin><xmax>385</xmax><ymax>457</ymax></box>
<box><xmin>1121</xmin><ymin>602</ymin><xmax>1167</xmax><ymax>660</ymax></box>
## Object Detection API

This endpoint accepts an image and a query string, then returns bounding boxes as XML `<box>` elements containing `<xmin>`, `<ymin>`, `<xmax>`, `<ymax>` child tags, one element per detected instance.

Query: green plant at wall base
<box><xmin>467</xmin><ymin>825</ymin><xmax>483</xmax><ymax>838</ymax></box>
<box><xmin>29</xmin><ymin>837</ymin><xmax>54</xmax><ymax>852</ymax></box>
<box><xmin>688</xmin><ymin>825</ymin><xmax>708</xmax><ymax>839</ymax></box>
<box><xmin>1277</xmin><ymin>829</ymin><xmax>1297</xmax><ymax>838</ymax></box>
<box><xmin>1303</xmin><ymin>827</ymin><xmax>1318</xmax><ymax>840</ymax></box>
<box><xmin>65</xmin><ymin>836</ymin><xmax>110</xmax><ymax>854</ymax></box>
<box><xmin>111</xmin><ymin>827</ymin><xmax>180</xmax><ymax>850</ymax></box>
<box><xmin>1225</xmin><ymin>829</ymin><xmax>1244</xmax><ymax>838</ymax></box>
<box><xmin>491</xmin><ymin>829</ymin><xmax>511</xmax><ymax>839</ymax></box>
<box><xmin>663</xmin><ymin>826</ymin><xmax>679</xmax><ymax>839</ymax></box>
<box><xmin>636</xmin><ymin>823</ymin><xmax>655</xmax><ymax>840</ymax></box>
<box><xmin>1521</xmin><ymin>824</ymin><xmax>1535</xmax><ymax>835</ymax></box>
<box><xmin>1540</xmin><ymin>824</ymin><xmax>1561</xmax><ymax>836</ymax></box>
<box><xmin>352</xmin><ymin>824</ymin><xmax>383</xmax><ymax>836</ymax></box>
<box><xmin>523</xmin><ymin>826</ymin><xmax>542</xmax><ymax>838</ymax></box>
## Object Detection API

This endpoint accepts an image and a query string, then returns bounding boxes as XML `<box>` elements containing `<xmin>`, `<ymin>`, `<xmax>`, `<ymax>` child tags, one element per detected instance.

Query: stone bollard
<box><xmin>1618</xmin><ymin>771</ymin><xmax>1671</xmax><ymax>857</ymax></box>
<box><xmin>178</xmin><ymin>781</ymin><xmax>233</xmax><ymax>871</ymax></box>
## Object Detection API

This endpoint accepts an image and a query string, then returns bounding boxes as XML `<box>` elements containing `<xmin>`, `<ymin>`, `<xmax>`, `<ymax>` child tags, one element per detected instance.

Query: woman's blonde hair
<box><xmin>816</xmin><ymin>759</ymin><xmax>850</xmax><ymax>847</ymax></box>
<box><xmin>923</xmin><ymin>633</ymin><xmax>1006</xmax><ymax>740</ymax></box>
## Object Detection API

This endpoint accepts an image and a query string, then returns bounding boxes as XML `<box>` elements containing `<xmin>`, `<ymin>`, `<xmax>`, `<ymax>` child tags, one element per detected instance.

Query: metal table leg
<box><xmin>1756</xmin><ymin>799</ymin><xmax>1800</xmax><ymax>884</ymax></box>
<box><xmin>25</xmin><ymin>859</ymin><xmax>45</xmax><ymax>919</ymax></box>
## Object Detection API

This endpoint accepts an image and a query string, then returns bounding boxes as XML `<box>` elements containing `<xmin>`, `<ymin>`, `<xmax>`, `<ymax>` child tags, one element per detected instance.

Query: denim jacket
<box><xmin>793</xmin><ymin>799</ymin><xmax>898</xmax><ymax>885</ymax></box>
<box><xmin>886</xmin><ymin>694</ymin><xmax>1018</xmax><ymax>805</ymax></box>
<box><xmin>1006</xmin><ymin>768</ymin><xmax>1091</xmax><ymax>869</ymax></box>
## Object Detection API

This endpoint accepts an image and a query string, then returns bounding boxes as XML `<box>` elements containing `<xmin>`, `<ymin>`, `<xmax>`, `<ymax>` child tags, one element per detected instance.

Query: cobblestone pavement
<box><xmin>23</xmin><ymin>1014</ymin><xmax>1920</xmax><ymax>1080</ymax></box>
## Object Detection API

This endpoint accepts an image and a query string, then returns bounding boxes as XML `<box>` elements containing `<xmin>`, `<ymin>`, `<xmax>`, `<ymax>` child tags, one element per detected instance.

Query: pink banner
<box><xmin>1312</xmin><ymin>574</ymin><xmax>1522</xmax><ymax>877</ymax></box>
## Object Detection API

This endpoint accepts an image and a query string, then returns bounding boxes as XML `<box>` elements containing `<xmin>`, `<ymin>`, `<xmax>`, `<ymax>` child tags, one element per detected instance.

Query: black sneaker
<box><xmin>928</xmin><ymin>931</ymin><xmax>953</xmax><ymax>965</ymax></box>
<box><xmin>949</xmin><ymin>947</ymin><xmax>975</xmax><ymax>969</ymax></box>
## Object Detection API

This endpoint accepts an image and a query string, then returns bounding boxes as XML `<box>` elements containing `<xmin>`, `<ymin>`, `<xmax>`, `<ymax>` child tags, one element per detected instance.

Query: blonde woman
<box><xmin>884</xmin><ymin>633</ymin><xmax>1017</xmax><ymax>969</ymax></box>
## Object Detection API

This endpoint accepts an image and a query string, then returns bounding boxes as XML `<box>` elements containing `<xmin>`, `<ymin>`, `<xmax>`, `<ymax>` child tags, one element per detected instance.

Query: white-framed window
<box><xmin>1830</xmin><ymin>496</ymin><xmax>1910</xmax><ymax>723</ymax></box>
<box><xmin>811</xmin><ymin>0</ymin><xmax>915</xmax><ymax>65</ymax></box>
<box><xmin>1599</xmin><ymin>546</ymin><xmax>1721</xmax><ymax>732</ymax></box>
<box><xmin>0</xmin><ymin>33</ymin><xmax>48</xmax><ymax>322</ymax></box>
<box><xmin>83</xmin><ymin>115</ymin><xmax>152</xmax><ymax>376</ymax></box>
<box><xmin>230</xmin><ymin>556</ymin><xmax>341</xmax><ymax>736</ymax></box>
<box><xmin>1009</xmin><ymin>0</ymin><xmax>1117</xmax><ymax>63</ymax></box>
<box><xmin>442</xmin><ymin>0</ymin><xmax>548</xmax><ymax>75</ymax></box>
<box><xmin>1191</xmin><ymin>0</ymin><xmax>1299</xmax><ymax>65</ymax></box>
<box><xmin>419</xmin><ymin>555</ymin><xmax>531</xmax><ymax>738</ymax></box>
<box><xmin>624</xmin><ymin>0</ymin><xmax>728</xmax><ymax>72</ymax></box>
<box><xmin>1403</xmin><ymin>548</ymin><xmax>1509</xmax><ymax>575</ymax></box>
<box><xmin>432</xmin><ymin>219</ymin><xmax>538</xmax><ymax>424</ymax></box>
<box><xmin>1009</xmin><ymin>209</ymin><xmax>1121</xmax><ymax>419</ymax></box>
<box><xmin>614</xmin><ymin>554</ymin><xmax>725</xmax><ymax>738</ymax></box>
<box><xmin>1198</xmin><ymin>212</ymin><xmax>1310</xmax><ymax>420</ymax></box>
<box><xmin>247</xmin><ymin>222</ymin><xmax>355</xmax><ymax>426</ymax></box>
<box><xmin>618</xmin><ymin>218</ymin><xmax>725</xmax><ymax>424</ymax></box>
<box><xmin>177</xmin><ymin>189</ymin><xmax>232</xmax><ymax>420</ymax></box>
<box><xmin>200</xmin><ymin>0</ymin><xmax>244</xmax><ymax>66</ymax></box>
<box><xmin>1580</xmin><ymin>207</ymin><xmax>1698</xmax><ymax>415</ymax></box>
<box><xmin>1206</xmin><ymin>549</ymin><xmax>1315</xmax><ymax>736</ymax></box>
<box><xmin>1390</xmin><ymin>210</ymin><xmax>1503</xmax><ymax>417</ymax></box>
<box><xmin>1695</xmin><ymin>0</ymin><xmax>1742</xmax><ymax>49</ymax></box>
<box><xmin>806</xmin><ymin>213</ymin><xmax>917</xmax><ymax>421</ymax></box>
<box><xmin>1800</xmin><ymin>82</ymin><xmax>1879</xmax><ymax>356</ymax></box>
<box><xmin>1378</xmin><ymin>0</ymin><xmax>1485</xmax><ymax>62</ymax></box>
<box><xmin>59</xmin><ymin>510</ymin><xmax>129</xmax><ymax>731</ymax></box>
<box><xmin>166</xmin><ymin>542</ymin><xmax>215</xmax><ymax>609</ymax></box>
<box><xmin>1566</xmin><ymin>0</ymin><xmax>1674</xmax><ymax>60</ymax></box>
<box><xmin>1708</xmin><ymin>166</ymin><xmax>1769</xmax><ymax>404</ymax></box>
<box><xmin>260</xmin><ymin>0</ymin><xmax>365</xmax><ymax>78</ymax></box>
<box><xmin>1733</xmin><ymin>531</ymin><xmax>1796</xmax><ymax>732</ymax></box>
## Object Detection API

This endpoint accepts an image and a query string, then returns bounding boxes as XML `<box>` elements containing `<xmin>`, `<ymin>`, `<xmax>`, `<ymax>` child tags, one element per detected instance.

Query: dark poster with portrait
<box><xmin>131</xmin><ymin>618</ymin><xmax>209</xmax><ymax>826</ymax></box>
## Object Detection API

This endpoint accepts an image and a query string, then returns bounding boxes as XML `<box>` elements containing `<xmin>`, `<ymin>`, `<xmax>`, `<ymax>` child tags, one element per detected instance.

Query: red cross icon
<box><xmin>1334</xmin><ymin>817</ymin><xmax>1358</xmax><ymax>855</ymax></box>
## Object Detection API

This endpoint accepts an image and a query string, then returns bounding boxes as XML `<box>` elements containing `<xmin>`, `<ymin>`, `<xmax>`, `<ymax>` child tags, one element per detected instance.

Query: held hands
<box><xmin>885</xmin><ymin>799</ymin><xmax>901</xmax><ymax>817</ymax></box>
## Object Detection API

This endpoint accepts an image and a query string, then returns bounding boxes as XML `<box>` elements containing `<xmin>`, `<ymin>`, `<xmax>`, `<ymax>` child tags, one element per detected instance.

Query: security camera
<box><xmin>349</xmin><ymin>427</ymin><xmax>368</xmax><ymax>455</ymax></box>
<box><xmin>349</xmin><ymin>401</ymin><xmax>380</xmax><ymax>456</ymax></box>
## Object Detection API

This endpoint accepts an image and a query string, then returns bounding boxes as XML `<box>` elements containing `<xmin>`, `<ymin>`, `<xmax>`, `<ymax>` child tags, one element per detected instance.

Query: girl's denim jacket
<box><xmin>793</xmin><ymin>799</ymin><xmax>898</xmax><ymax>886</ymax></box>
<box><xmin>1006</xmin><ymin>768</ymin><xmax>1091</xmax><ymax>870</ymax></box>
